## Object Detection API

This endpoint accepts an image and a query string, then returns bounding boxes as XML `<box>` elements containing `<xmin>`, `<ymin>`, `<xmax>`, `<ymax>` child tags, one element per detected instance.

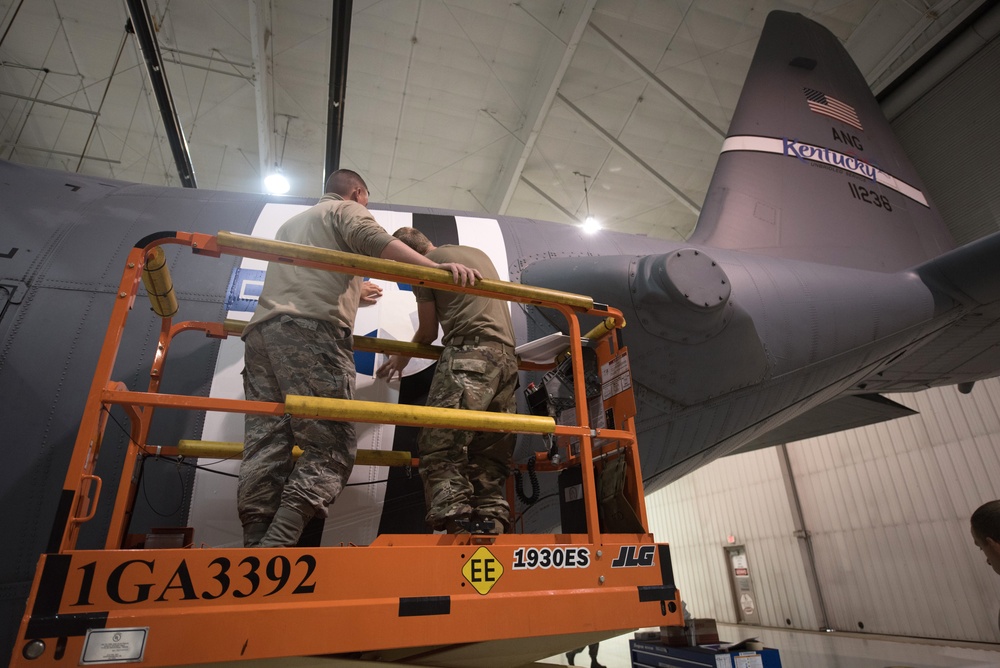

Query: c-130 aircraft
<box><xmin>1</xmin><ymin>9</ymin><xmax>999</xmax><ymax>657</ymax></box>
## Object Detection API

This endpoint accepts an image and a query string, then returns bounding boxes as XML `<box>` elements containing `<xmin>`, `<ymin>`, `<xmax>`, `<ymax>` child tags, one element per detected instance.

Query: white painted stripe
<box><xmin>721</xmin><ymin>135</ymin><xmax>928</xmax><ymax>207</ymax></box>
<box><xmin>455</xmin><ymin>216</ymin><xmax>509</xmax><ymax>282</ymax></box>
<box><xmin>872</xmin><ymin>171</ymin><xmax>928</xmax><ymax>208</ymax></box>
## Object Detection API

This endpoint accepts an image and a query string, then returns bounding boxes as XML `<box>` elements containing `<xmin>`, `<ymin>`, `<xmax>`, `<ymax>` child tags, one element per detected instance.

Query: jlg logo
<box><xmin>610</xmin><ymin>545</ymin><xmax>655</xmax><ymax>568</ymax></box>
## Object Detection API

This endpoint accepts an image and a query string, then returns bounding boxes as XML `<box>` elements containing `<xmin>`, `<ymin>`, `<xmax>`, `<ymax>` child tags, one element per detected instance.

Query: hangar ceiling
<box><xmin>0</xmin><ymin>0</ymin><xmax>989</xmax><ymax>240</ymax></box>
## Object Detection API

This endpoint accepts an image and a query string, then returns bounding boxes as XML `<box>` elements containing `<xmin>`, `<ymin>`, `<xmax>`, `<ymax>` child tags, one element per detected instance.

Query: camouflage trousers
<box><xmin>419</xmin><ymin>341</ymin><xmax>519</xmax><ymax>530</ymax></box>
<box><xmin>238</xmin><ymin>315</ymin><xmax>356</xmax><ymax>527</ymax></box>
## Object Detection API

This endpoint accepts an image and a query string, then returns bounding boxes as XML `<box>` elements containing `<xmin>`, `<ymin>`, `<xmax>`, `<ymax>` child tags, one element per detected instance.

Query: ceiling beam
<box><xmin>520</xmin><ymin>176</ymin><xmax>580</xmax><ymax>223</ymax></box>
<box><xmin>485</xmin><ymin>0</ymin><xmax>598</xmax><ymax>215</ymax></box>
<box><xmin>869</xmin><ymin>0</ymin><xmax>996</xmax><ymax>96</ymax></box>
<box><xmin>556</xmin><ymin>92</ymin><xmax>701</xmax><ymax>215</ymax></box>
<box><xmin>249</xmin><ymin>0</ymin><xmax>275</xmax><ymax>188</ymax></box>
<box><xmin>880</xmin><ymin>1</ymin><xmax>1000</xmax><ymax>117</ymax></box>
<box><xmin>588</xmin><ymin>22</ymin><xmax>725</xmax><ymax>140</ymax></box>
<box><xmin>324</xmin><ymin>0</ymin><xmax>353</xmax><ymax>185</ymax></box>
<box><xmin>1</xmin><ymin>143</ymin><xmax>121</xmax><ymax>163</ymax></box>
<box><xmin>0</xmin><ymin>91</ymin><xmax>98</xmax><ymax>115</ymax></box>
<box><xmin>0</xmin><ymin>0</ymin><xmax>25</xmax><ymax>51</ymax></box>
<box><xmin>123</xmin><ymin>0</ymin><xmax>197</xmax><ymax>187</ymax></box>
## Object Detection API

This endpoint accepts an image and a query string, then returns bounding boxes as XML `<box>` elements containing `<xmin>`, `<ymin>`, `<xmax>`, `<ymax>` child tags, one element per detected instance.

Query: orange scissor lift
<box><xmin>12</xmin><ymin>231</ymin><xmax>684</xmax><ymax>668</ymax></box>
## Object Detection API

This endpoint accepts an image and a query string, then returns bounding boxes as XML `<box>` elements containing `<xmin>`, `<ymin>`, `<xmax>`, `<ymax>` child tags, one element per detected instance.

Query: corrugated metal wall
<box><xmin>890</xmin><ymin>21</ymin><xmax>1000</xmax><ymax>244</ymax></box>
<box><xmin>791</xmin><ymin>379</ymin><xmax>1000</xmax><ymax>640</ymax></box>
<box><xmin>646</xmin><ymin>378</ymin><xmax>1000</xmax><ymax>642</ymax></box>
<box><xmin>646</xmin><ymin>447</ymin><xmax>820</xmax><ymax>630</ymax></box>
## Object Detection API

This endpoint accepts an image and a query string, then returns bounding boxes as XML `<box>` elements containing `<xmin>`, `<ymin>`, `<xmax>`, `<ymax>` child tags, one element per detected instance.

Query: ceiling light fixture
<box><xmin>264</xmin><ymin>168</ymin><xmax>290</xmax><ymax>195</ymax></box>
<box><xmin>573</xmin><ymin>170</ymin><xmax>600</xmax><ymax>234</ymax></box>
<box><xmin>265</xmin><ymin>115</ymin><xmax>294</xmax><ymax>195</ymax></box>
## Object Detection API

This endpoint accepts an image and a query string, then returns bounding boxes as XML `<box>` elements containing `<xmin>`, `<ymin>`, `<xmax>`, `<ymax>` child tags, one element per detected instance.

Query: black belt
<box><xmin>450</xmin><ymin>335</ymin><xmax>515</xmax><ymax>353</ymax></box>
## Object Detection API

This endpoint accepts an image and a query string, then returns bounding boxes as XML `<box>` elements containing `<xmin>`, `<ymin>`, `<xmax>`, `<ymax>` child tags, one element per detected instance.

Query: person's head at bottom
<box><xmin>972</xmin><ymin>500</ymin><xmax>1000</xmax><ymax>576</ymax></box>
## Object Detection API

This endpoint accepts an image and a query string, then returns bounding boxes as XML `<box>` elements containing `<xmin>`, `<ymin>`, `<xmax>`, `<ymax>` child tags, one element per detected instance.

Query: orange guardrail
<box><xmin>11</xmin><ymin>230</ymin><xmax>681</xmax><ymax>668</ymax></box>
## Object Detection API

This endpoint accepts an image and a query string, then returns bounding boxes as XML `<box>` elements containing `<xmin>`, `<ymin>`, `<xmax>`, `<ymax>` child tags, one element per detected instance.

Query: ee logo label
<box><xmin>462</xmin><ymin>547</ymin><xmax>503</xmax><ymax>595</ymax></box>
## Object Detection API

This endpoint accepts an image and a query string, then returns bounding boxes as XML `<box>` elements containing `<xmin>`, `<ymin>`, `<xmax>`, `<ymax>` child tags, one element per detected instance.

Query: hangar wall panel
<box><xmin>645</xmin><ymin>447</ymin><xmax>819</xmax><ymax>630</ymax></box>
<box><xmin>891</xmin><ymin>31</ymin><xmax>1000</xmax><ymax>243</ymax></box>
<box><xmin>646</xmin><ymin>379</ymin><xmax>1000</xmax><ymax>642</ymax></box>
<box><xmin>789</xmin><ymin>378</ymin><xmax>1000</xmax><ymax>641</ymax></box>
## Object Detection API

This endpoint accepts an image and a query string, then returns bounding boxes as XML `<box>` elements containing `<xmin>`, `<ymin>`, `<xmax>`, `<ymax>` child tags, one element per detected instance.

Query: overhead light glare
<box><xmin>264</xmin><ymin>172</ymin><xmax>290</xmax><ymax>195</ymax></box>
<box><xmin>573</xmin><ymin>170</ymin><xmax>600</xmax><ymax>234</ymax></box>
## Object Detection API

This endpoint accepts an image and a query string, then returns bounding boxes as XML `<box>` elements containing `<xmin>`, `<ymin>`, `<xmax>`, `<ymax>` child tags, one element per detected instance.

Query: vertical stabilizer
<box><xmin>689</xmin><ymin>11</ymin><xmax>955</xmax><ymax>271</ymax></box>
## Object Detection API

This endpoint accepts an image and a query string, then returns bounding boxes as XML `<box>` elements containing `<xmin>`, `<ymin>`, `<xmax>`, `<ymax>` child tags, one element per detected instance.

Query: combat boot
<box><xmin>479</xmin><ymin>518</ymin><xmax>504</xmax><ymax>534</ymax></box>
<box><xmin>442</xmin><ymin>514</ymin><xmax>473</xmax><ymax>534</ymax></box>
<box><xmin>474</xmin><ymin>515</ymin><xmax>508</xmax><ymax>535</ymax></box>
<box><xmin>259</xmin><ymin>506</ymin><xmax>310</xmax><ymax>547</ymax></box>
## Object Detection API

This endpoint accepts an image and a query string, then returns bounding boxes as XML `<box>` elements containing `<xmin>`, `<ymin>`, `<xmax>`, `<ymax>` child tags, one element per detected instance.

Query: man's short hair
<box><xmin>324</xmin><ymin>169</ymin><xmax>367</xmax><ymax>197</ymax></box>
<box><xmin>972</xmin><ymin>500</ymin><xmax>1000</xmax><ymax>542</ymax></box>
<box><xmin>393</xmin><ymin>227</ymin><xmax>433</xmax><ymax>255</ymax></box>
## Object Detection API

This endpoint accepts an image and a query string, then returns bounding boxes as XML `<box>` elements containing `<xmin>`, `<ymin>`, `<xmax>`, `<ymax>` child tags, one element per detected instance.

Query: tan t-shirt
<box><xmin>413</xmin><ymin>245</ymin><xmax>515</xmax><ymax>348</ymax></box>
<box><xmin>245</xmin><ymin>194</ymin><xmax>395</xmax><ymax>335</ymax></box>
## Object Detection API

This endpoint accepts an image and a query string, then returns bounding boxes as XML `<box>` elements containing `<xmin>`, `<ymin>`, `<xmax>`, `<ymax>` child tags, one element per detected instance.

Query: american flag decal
<box><xmin>803</xmin><ymin>87</ymin><xmax>863</xmax><ymax>131</ymax></box>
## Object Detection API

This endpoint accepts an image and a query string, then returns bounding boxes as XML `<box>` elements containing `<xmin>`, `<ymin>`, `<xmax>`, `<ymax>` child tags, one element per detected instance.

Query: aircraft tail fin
<box><xmin>689</xmin><ymin>10</ymin><xmax>955</xmax><ymax>272</ymax></box>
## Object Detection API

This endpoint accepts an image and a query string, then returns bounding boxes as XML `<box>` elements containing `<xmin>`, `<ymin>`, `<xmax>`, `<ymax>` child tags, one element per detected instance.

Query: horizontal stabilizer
<box><xmin>730</xmin><ymin>394</ymin><xmax>917</xmax><ymax>455</ymax></box>
<box><xmin>916</xmin><ymin>230</ymin><xmax>1000</xmax><ymax>308</ymax></box>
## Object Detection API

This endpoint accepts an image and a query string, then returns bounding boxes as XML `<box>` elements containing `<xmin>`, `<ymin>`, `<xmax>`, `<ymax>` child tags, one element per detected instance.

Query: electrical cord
<box><xmin>514</xmin><ymin>455</ymin><xmax>539</xmax><ymax>504</ymax></box>
<box><xmin>101</xmin><ymin>405</ymin><xmax>394</xmax><ymax>486</ymax></box>
<box><xmin>138</xmin><ymin>455</ymin><xmax>186</xmax><ymax>517</ymax></box>
<box><xmin>99</xmin><ymin>407</ymin><xmax>545</xmax><ymax>521</ymax></box>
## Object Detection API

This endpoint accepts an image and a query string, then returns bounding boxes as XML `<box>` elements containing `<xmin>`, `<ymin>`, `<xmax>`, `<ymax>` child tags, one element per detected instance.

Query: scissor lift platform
<box><xmin>12</xmin><ymin>231</ymin><xmax>684</xmax><ymax>668</ymax></box>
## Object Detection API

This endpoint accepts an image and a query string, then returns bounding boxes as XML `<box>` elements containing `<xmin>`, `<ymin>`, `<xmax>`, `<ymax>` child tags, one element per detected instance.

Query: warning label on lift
<box><xmin>462</xmin><ymin>547</ymin><xmax>503</xmax><ymax>595</ymax></box>
<box><xmin>601</xmin><ymin>351</ymin><xmax>632</xmax><ymax>401</ymax></box>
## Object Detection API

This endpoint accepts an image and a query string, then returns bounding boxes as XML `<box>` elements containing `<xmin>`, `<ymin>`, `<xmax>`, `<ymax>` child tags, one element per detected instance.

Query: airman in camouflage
<box><xmin>239</xmin><ymin>315</ymin><xmax>356</xmax><ymax>538</ymax></box>
<box><xmin>377</xmin><ymin>228</ymin><xmax>518</xmax><ymax>534</ymax></box>
<box><xmin>419</xmin><ymin>342</ymin><xmax>519</xmax><ymax>531</ymax></box>
<box><xmin>238</xmin><ymin>171</ymin><xmax>480</xmax><ymax>548</ymax></box>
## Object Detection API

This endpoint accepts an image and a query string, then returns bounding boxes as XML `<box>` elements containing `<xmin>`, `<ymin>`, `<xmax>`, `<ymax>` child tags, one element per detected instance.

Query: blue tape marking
<box><xmin>354</xmin><ymin>329</ymin><xmax>379</xmax><ymax>376</ymax></box>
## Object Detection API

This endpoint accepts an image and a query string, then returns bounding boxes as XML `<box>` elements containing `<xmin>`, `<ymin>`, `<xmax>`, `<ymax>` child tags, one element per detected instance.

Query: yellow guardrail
<box><xmin>142</xmin><ymin>246</ymin><xmax>178</xmax><ymax>317</ymax></box>
<box><xmin>216</xmin><ymin>230</ymin><xmax>594</xmax><ymax>311</ymax></box>
<box><xmin>178</xmin><ymin>440</ymin><xmax>412</xmax><ymax>467</ymax></box>
<box><xmin>285</xmin><ymin>394</ymin><xmax>556</xmax><ymax>434</ymax></box>
<box><xmin>555</xmin><ymin>316</ymin><xmax>625</xmax><ymax>363</ymax></box>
